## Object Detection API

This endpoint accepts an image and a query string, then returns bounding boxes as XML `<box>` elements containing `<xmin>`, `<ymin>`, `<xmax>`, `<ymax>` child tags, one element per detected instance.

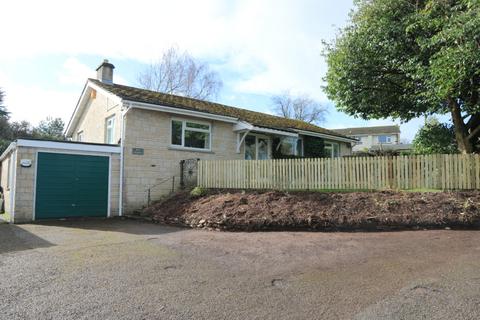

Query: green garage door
<box><xmin>35</xmin><ymin>152</ymin><xmax>109</xmax><ymax>219</ymax></box>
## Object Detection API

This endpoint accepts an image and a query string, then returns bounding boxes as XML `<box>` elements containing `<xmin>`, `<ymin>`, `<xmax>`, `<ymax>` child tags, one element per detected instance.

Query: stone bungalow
<box><xmin>0</xmin><ymin>60</ymin><xmax>356</xmax><ymax>223</ymax></box>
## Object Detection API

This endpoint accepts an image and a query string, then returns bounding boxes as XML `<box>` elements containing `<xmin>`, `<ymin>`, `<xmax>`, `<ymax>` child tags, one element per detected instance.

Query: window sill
<box><xmin>168</xmin><ymin>146</ymin><xmax>214</xmax><ymax>154</ymax></box>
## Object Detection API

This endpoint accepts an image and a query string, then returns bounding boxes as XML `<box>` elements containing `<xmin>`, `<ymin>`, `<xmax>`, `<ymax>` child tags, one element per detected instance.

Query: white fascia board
<box><xmin>125</xmin><ymin>100</ymin><xmax>239</xmax><ymax>124</ymax></box>
<box><xmin>234</xmin><ymin>121</ymin><xmax>298</xmax><ymax>137</ymax></box>
<box><xmin>294</xmin><ymin>129</ymin><xmax>358</xmax><ymax>143</ymax></box>
<box><xmin>16</xmin><ymin>139</ymin><xmax>121</xmax><ymax>154</ymax></box>
<box><xmin>251</xmin><ymin>126</ymin><xmax>298</xmax><ymax>137</ymax></box>
<box><xmin>0</xmin><ymin>142</ymin><xmax>17</xmax><ymax>162</ymax></box>
<box><xmin>65</xmin><ymin>80</ymin><xmax>123</xmax><ymax>137</ymax></box>
<box><xmin>233</xmin><ymin>121</ymin><xmax>254</xmax><ymax>131</ymax></box>
<box><xmin>65</xmin><ymin>82</ymin><xmax>89</xmax><ymax>137</ymax></box>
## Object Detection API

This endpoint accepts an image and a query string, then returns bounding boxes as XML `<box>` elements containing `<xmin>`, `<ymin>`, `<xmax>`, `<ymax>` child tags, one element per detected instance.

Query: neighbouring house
<box><xmin>332</xmin><ymin>125</ymin><xmax>412</xmax><ymax>154</ymax></box>
<box><xmin>0</xmin><ymin>60</ymin><xmax>356</xmax><ymax>223</ymax></box>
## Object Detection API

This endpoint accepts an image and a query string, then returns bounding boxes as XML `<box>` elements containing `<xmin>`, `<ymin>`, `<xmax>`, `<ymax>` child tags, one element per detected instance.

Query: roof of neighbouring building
<box><xmin>89</xmin><ymin>79</ymin><xmax>353</xmax><ymax>140</ymax></box>
<box><xmin>331</xmin><ymin>125</ymin><xmax>401</xmax><ymax>136</ymax></box>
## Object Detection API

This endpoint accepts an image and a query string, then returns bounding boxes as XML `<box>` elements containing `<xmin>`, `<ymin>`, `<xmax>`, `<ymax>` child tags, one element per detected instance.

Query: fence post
<box><xmin>179</xmin><ymin>160</ymin><xmax>185</xmax><ymax>189</ymax></box>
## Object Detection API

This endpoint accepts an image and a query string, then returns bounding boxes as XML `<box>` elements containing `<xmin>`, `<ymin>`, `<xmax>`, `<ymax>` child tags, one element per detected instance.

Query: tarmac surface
<box><xmin>1</xmin><ymin>219</ymin><xmax>479</xmax><ymax>319</ymax></box>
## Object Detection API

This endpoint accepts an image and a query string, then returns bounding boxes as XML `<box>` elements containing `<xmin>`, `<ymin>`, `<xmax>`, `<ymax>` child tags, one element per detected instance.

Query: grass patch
<box><xmin>0</xmin><ymin>211</ymin><xmax>11</xmax><ymax>223</ymax></box>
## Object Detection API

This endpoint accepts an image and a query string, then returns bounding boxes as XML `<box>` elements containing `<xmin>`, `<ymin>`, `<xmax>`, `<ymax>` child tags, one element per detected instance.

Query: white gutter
<box><xmin>124</xmin><ymin>100</ymin><xmax>239</xmax><ymax>124</ymax></box>
<box><xmin>0</xmin><ymin>142</ymin><xmax>17</xmax><ymax>162</ymax></box>
<box><xmin>294</xmin><ymin>129</ymin><xmax>358</xmax><ymax>143</ymax></box>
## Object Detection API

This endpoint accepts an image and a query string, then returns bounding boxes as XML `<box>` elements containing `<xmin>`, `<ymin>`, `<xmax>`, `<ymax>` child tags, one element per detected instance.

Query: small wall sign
<box><xmin>20</xmin><ymin>159</ymin><xmax>32</xmax><ymax>168</ymax></box>
<box><xmin>132</xmin><ymin>148</ymin><xmax>144</xmax><ymax>155</ymax></box>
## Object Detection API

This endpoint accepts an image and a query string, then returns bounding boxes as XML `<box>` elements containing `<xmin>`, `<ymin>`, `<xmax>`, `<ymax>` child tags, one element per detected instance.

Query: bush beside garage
<box><xmin>0</xmin><ymin>139</ymin><xmax>121</xmax><ymax>223</ymax></box>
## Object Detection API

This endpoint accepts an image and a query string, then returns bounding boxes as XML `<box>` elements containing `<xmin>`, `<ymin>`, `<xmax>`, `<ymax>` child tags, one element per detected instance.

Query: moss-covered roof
<box><xmin>90</xmin><ymin>79</ymin><xmax>351</xmax><ymax>140</ymax></box>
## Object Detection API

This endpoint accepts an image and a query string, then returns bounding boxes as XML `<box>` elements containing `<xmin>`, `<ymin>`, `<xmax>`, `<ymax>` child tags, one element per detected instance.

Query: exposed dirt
<box><xmin>143</xmin><ymin>190</ymin><xmax>480</xmax><ymax>231</ymax></box>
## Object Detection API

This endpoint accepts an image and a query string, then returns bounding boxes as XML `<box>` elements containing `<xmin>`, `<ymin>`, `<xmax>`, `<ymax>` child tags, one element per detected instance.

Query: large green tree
<box><xmin>325</xmin><ymin>0</ymin><xmax>480</xmax><ymax>153</ymax></box>
<box><xmin>413</xmin><ymin>118</ymin><xmax>458</xmax><ymax>154</ymax></box>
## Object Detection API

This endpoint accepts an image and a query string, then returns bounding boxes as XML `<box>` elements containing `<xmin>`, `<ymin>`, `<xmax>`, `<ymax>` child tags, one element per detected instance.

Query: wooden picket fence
<box><xmin>197</xmin><ymin>154</ymin><xmax>480</xmax><ymax>191</ymax></box>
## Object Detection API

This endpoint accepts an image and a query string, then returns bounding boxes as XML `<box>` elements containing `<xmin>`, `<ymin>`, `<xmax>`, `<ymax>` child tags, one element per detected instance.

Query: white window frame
<box><xmin>244</xmin><ymin>133</ymin><xmax>271</xmax><ymax>160</ymax></box>
<box><xmin>378</xmin><ymin>135</ymin><xmax>392</xmax><ymax>144</ymax></box>
<box><xmin>170</xmin><ymin>118</ymin><xmax>212</xmax><ymax>151</ymax></box>
<box><xmin>324</xmin><ymin>141</ymin><xmax>340</xmax><ymax>158</ymax></box>
<box><xmin>77</xmin><ymin>131</ymin><xmax>84</xmax><ymax>142</ymax></box>
<box><xmin>276</xmin><ymin>136</ymin><xmax>303</xmax><ymax>157</ymax></box>
<box><xmin>105</xmin><ymin>116</ymin><xmax>115</xmax><ymax>144</ymax></box>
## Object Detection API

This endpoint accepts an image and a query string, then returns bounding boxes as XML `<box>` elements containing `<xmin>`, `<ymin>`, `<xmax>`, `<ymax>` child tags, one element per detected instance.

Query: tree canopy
<box><xmin>325</xmin><ymin>0</ymin><xmax>480</xmax><ymax>153</ymax></box>
<box><xmin>0</xmin><ymin>88</ymin><xmax>8</xmax><ymax>118</ymax></box>
<box><xmin>35</xmin><ymin>117</ymin><xmax>65</xmax><ymax>140</ymax></box>
<box><xmin>413</xmin><ymin>118</ymin><xmax>458</xmax><ymax>154</ymax></box>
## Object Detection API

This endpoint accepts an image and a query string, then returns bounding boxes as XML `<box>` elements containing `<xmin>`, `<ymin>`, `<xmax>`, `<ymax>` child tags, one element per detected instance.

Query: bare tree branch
<box><xmin>271</xmin><ymin>91</ymin><xmax>327</xmax><ymax>124</ymax></box>
<box><xmin>137</xmin><ymin>47</ymin><xmax>223</xmax><ymax>100</ymax></box>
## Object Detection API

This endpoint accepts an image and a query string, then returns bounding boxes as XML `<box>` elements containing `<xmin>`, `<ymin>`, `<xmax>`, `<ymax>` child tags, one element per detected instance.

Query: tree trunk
<box><xmin>449</xmin><ymin>98</ymin><xmax>474</xmax><ymax>154</ymax></box>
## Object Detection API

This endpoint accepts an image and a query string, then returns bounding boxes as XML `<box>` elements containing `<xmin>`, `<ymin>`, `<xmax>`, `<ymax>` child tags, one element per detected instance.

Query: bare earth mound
<box><xmin>143</xmin><ymin>190</ymin><xmax>480</xmax><ymax>231</ymax></box>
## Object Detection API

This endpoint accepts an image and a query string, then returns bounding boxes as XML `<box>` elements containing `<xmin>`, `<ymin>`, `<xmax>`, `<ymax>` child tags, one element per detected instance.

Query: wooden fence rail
<box><xmin>197</xmin><ymin>154</ymin><xmax>480</xmax><ymax>190</ymax></box>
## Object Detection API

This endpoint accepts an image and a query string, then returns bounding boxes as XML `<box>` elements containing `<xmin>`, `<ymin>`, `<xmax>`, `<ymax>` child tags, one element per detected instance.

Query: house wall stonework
<box><xmin>121</xmin><ymin>108</ymin><xmax>353</xmax><ymax>212</ymax></box>
<box><xmin>0</xmin><ymin>150</ymin><xmax>14</xmax><ymax>222</ymax></box>
<box><xmin>339</xmin><ymin>141</ymin><xmax>352</xmax><ymax>157</ymax></box>
<box><xmin>122</xmin><ymin>108</ymin><xmax>244</xmax><ymax>213</ymax></box>
<box><xmin>2</xmin><ymin>146</ymin><xmax>120</xmax><ymax>223</ymax></box>
<box><xmin>72</xmin><ymin>92</ymin><xmax>122</xmax><ymax>144</ymax></box>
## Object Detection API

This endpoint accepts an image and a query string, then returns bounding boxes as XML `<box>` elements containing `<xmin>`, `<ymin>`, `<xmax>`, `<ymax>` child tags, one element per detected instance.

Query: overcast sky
<box><xmin>0</xmin><ymin>0</ymin><xmax>440</xmax><ymax>141</ymax></box>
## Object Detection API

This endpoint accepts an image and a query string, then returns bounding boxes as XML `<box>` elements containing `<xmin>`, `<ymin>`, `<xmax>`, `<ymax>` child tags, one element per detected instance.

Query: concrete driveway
<box><xmin>1</xmin><ymin>219</ymin><xmax>480</xmax><ymax>320</ymax></box>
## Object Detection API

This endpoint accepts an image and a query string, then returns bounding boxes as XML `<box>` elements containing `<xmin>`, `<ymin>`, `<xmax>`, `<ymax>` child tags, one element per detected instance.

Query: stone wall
<box><xmin>122</xmin><ymin>108</ymin><xmax>244</xmax><ymax>212</ymax></box>
<box><xmin>71</xmin><ymin>91</ymin><xmax>121</xmax><ymax>144</ymax></box>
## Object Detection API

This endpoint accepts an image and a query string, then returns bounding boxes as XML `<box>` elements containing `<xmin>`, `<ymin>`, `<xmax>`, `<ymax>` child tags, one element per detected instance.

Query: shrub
<box><xmin>190</xmin><ymin>186</ymin><xmax>207</xmax><ymax>197</ymax></box>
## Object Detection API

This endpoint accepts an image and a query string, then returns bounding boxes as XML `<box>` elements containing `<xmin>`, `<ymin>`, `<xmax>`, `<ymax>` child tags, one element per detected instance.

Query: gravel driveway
<box><xmin>1</xmin><ymin>219</ymin><xmax>480</xmax><ymax>320</ymax></box>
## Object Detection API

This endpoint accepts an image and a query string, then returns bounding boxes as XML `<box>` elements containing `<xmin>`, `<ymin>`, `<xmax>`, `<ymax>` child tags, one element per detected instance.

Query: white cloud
<box><xmin>0</xmin><ymin>71</ymin><xmax>77</xmax><ymax>125</ymax></box>
<box><xmin>1</xmin><ymin>0</ymin><xmax>353</xmax><ymax>99</ymax></box>
<box><xmin>58</xmin><ymin>58</ymin><xmax>96</xmax><ymax>86</ymax></box>
<box><xmin>58</xmin><ymin>58</ymin><xmax>129</xmax><ymax>86</ymax></box>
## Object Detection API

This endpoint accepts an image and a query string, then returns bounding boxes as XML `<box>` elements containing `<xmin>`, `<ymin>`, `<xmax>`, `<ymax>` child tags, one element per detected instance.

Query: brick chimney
<box><xmin>96</xmin><ymin>59</ymin><xmax>115</xmax><ymax>84</ymax></box>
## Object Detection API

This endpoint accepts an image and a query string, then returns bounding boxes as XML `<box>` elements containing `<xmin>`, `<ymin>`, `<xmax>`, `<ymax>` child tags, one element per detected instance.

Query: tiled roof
<box><xmin>332</xmin><ymin>125</ymin><xmax>400</xmax><ymax>136</ymax></box>
<box><xmin>90</xmin><ymin>79</ymin><xmax>352</xmax><ymax>140</ymax></box>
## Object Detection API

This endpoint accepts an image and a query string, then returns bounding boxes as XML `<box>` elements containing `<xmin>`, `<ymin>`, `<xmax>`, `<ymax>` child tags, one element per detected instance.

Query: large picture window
<box><xmin>244</xmin><ymin>134</ymin><xmax>270</xmax><ymax>160</ymax></box>
<box><xmin>278</xmin><ymin>137</ymin><xmax>303</xmax><ymax>156</ymax></box>
<box><xmin>171</xmin><ymin>119</ymin><xmax>211</xmax><ymax>150</ymax></box>
<box><xmin>324</xmin><ymin>142</ymin><xmax>340</xmax><ymax>158</ymax></box>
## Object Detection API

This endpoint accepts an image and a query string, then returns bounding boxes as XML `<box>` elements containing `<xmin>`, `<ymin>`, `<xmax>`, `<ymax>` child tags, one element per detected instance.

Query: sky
<box><xmin>0</xmin><ymin>0</ymin><xmax>444</xmax><ymax>141</ymax></box>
